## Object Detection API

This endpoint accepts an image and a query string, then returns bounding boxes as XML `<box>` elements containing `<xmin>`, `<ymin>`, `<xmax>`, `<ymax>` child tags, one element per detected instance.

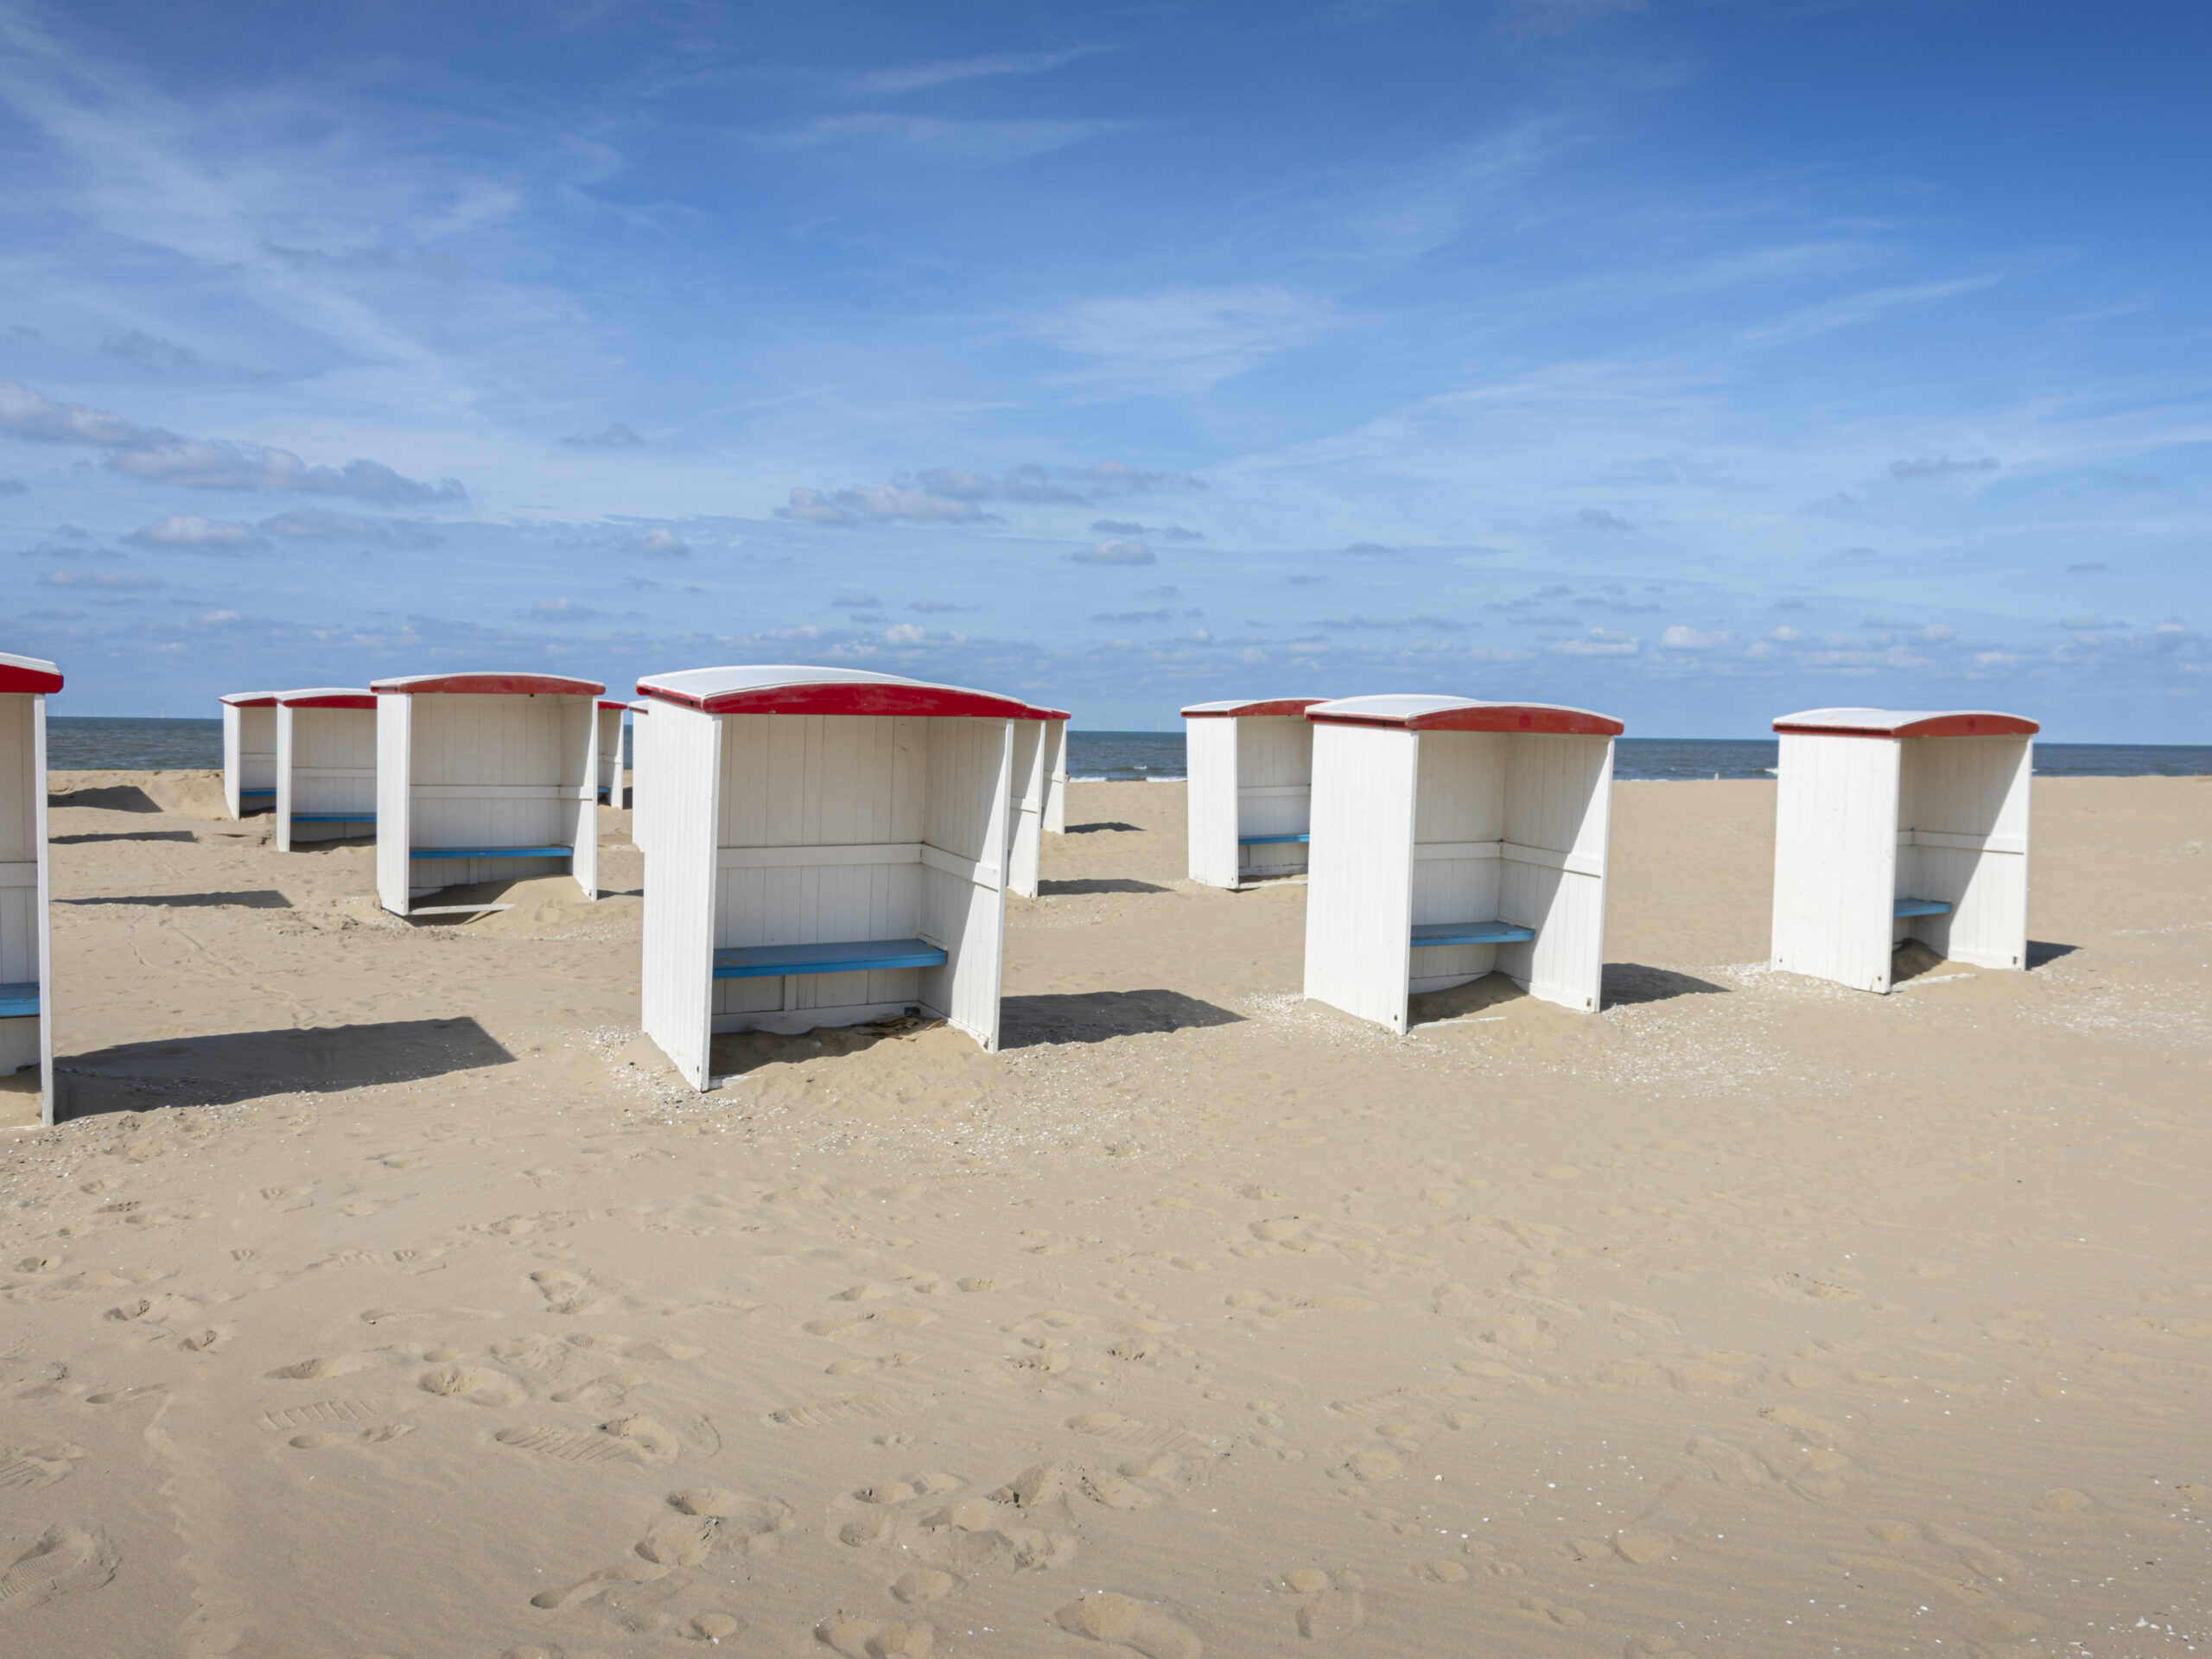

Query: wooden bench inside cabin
<box><xmin>1412</xmin><ymin>920</ymin><xmax>1535</xmax><ymax>947</ymax></box>
<box><xmin>0</xmin><ymin>982</ymin><xmax>38</xmax><ymax>1019</ymax></box>
<box><xmin>409</xmin><ymin>845</ymin><xmax>573</xmax><ymax>861</ymax></box>
<box><xmin>1238</xmin><ymin>832</ymin><xmax>1311</xmax><ymax>845</ymax></box>
<box><xmin>293</xmin><ymin>812</ymin><xmax>376</xmax><ymax>823</ymax></box>
<box><xmin>712</xmin><ymin>939</ymin><xmax>949</xmax><ymax>980</ymax></box>
<box><xmin>1892</xmin><ymin>898</ymin><xmax>1954</xmax><ymax>918</ymax></box>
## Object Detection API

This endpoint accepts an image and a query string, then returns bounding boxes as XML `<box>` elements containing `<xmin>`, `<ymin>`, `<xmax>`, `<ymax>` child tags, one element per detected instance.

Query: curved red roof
<box><xmin>278</xmin><ymin>687</ymin><xmax>377</xmax><ymax>709</ymax></box>
<box><xmin>1182</xmin><ymin>697</ymin><xmax>1329</xmax><ymax>719</ymax></box>
<box><xmin>371</xmin><ymin>672</ymin><xmax>606</xmax><ymax>697</ymax></box>
<box><xmin>1306</xmin><ymin>694</ymin><xmax>1624</xmax><ymax>737</ymax></box>
<box><xmin>0</xmin><ymin>652</ymin><xmax>62</xmax><ymax>695</ymax></box>
<box><xmin>637</xmin><ymin>665</ymin><xmax>1036</xmax><ymax>720</ymax></box>
<box><xmin>219</xmin><ymin>690</ymin><xmax>282</xmax><ymax>708</ymax></box>
<box><xmin>1772</xmin><ymin>707</ymin><xmax>2039</xmax><ymax>739</ymax></box>
<box><xmin>1025</xmin><ymin>706</ymin><xmax>1071</xmax><ymax>721</ymax></box>
<box><xmin>597</xmin><ymin>699</ymin><xmax>630</xmax><ymax>711</ymax></box>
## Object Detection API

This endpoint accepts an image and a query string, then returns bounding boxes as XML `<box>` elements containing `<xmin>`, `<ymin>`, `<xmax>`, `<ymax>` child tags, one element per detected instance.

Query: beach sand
<box><xmin>1</xmin><ymin>771</ymin><xmax>2206</xmax><ymax>1657</ymax></box>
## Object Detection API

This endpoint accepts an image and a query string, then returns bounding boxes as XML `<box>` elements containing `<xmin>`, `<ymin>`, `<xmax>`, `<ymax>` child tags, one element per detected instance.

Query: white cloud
<box><xmin>1039</xmin><ymin>287</ymin><xmax>1332</xmax><ymax>392</ymax></box>
<box><xmin>257</xmin><ymin>509</ymin><xmax>439</xmax><ymax>547</ymax></box>
<box><xmin>1659</xmin><ymin>625</ymin><xmax>1730</xmax><ymax>650</ymax></box>
<box><xmin>757</xmin><ymin>113</ymin><xmax>1126</xmax><ymax>167</ymax></box>
<box><xmin>852</xmin><ymin>45</ymin><xmax>1118</xmax><ymax>96</ymax></box>
<box><xmin>882</xmin><ymin>622</ymin><xmax>925</xmax><ymax>645</ymax></box>
<box><xmin>123</xmin><ymin>513</ymin><xmax>266</xmax><ymax>552</ymax></box>
<box><xmin>562</xmin><ymin>423</ymin><xmax>644</xmax><ymax>448</ymax></box>
<box><xmin>1578</xmin><ymin>507</ymin><xmax>1634</xmax><ymax>531</ymax></box>
<box><xmin>1890</xmin><ymin>455</ymin><xmax>2000</xmax><ymax>478</ymax></box>
<box><xmin>621</xmin><ymin>527</ymin><xmax>689</xmax><ymax>556</ymax></box>
<box><xmin>1071</xmin><ymin>539</ymin><xmax>1155</xmax><ymax>566</ymax></box>
<box><xmin>0</xmin><ymin>380</ymin><xmax>466</xmax><ymax>505</ymax></box>
<box><xmin>1554</xmin><ymin>631</ymin><xmax>1639</xmax><ymax>656</ymax></box>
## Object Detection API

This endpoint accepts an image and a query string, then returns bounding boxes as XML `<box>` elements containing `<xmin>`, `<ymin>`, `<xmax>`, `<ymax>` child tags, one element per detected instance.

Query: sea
<box><xmin>41</xmin><ymin>717</ymin><xmax>2211</xmax><ymax>781</ymax></box>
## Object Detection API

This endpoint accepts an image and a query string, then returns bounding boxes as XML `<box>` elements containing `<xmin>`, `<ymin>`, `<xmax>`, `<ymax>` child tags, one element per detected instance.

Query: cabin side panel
<box><xmin>375</xmin><ymin>695</ymin><xmax>413</xmax><ymax>914</ymax></box>
<box><xmin>1303</xmin><ymin>724</ymin><xmax>1417</xmax><ymax>1032</ymax></box>
<box><xmin>1771</xmin><ymin>733</ymin><xmax>1899</xmax><ymax>993</ymax></box>
<box><xmin>643</xmin><ymin>704</ymin><xmax>721</xmax><ymax>1089</ymax></box>
<box><xmin>1185</xmin><ymin>717</ymin><xmax>1240</xmax><ymax>888</ymax></box>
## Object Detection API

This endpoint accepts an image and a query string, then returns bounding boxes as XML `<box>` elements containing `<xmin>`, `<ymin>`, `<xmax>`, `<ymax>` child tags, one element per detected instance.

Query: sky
<box><xmin>0</xmin><ymin>0</ymin><xmax>2206</xmax><ymax>738</ymax></box>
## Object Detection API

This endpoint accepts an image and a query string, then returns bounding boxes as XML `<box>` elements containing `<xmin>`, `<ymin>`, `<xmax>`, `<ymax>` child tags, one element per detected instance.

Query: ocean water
<box><xmin>40</xmin><ymin>717</ymin><xmax>2211</xmax><ymax>780</ymax></box>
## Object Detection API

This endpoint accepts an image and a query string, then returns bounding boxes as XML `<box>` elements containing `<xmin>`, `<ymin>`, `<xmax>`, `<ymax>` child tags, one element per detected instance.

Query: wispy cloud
<box><xmin>757</xmin><ymin>113</ymin><xmax>1127</xmax><ymax>166</ymax></box>
<box><xmin>1071</xmin><ymin>539</ymin><xmax>1154</xmax><ymax>565</ymax></box>
<box><xmin>122</xmin><ymin>513</ymin><xmax>266</xmax><ymax>552</ymax></box>
<box><xmin>1890</xmin><ymin>455</ymin><xmax>2000</xmax><ymax>478</ymax></box>
<box><xmin>1038</xmin><ymin>287</ymin><xmax>1333</xmax><ymax>392</ymax></box>
<box><xmin>851</xmin><ymin>44</ymin><xmax>1118</xmax><ymax>96</ymax></box>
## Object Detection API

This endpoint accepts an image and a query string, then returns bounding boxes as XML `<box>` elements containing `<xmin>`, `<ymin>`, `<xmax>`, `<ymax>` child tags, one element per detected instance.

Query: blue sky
<box><xmin>0</xmin><ymin>0</ymin><xmax>2206</xmax><ymax>738</ymax></box>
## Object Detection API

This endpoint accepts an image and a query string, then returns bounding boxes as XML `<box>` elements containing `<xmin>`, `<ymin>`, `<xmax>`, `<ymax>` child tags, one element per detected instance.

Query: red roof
<box><xmin>1183</xmin><ymin>697</ymin><xmax>1329</xmax><ymax>719</ymax></box>
<box><xmin>278</xmin><ymin>688</ymin><xmax>377</xmax><ymax>710</ymax></box>
<box><xmin>637</xmin><ymin>665</ymin><xmax>1036</xmax><ymax>720</ymax></box>
<box><xmin>1306</xmin><ymin>694</ymin><xmax>1624</xmax><ymax>737</ymax></box>
<box><xmin>0</xmin><ymin>652</ymin><xmax>63</xmax><ymax>695</ymax></box>
<box><xmin>219</xmin><ymin>691</ymin><xmax>281</xmax><ymax>708</ymax></box>
<box><xmin>1025</xmin><ymin>706</ymin><xmax>1071</xmax><ymax>721</ymax></box>
<box><xmin>371</xmin><ymin>672</ymin><xmax>606</xmax><ymax>697</ymax></box>
<box><xmin>1771</xmin><ymin>707</ymin><xmax>2039</xmax><ymax>739</ymax></box>
<box><xmin>597</xmin><ymin>699</ymin><xmax>629</xmax><ymax>711</ymax></box>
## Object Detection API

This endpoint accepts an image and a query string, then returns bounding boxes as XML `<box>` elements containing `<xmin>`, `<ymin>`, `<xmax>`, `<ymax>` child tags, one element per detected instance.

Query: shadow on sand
<box><xmin>60</xmin><ymin>890</ymin><xmax>292</xmax><ymax>910</ymax></box>
<box><xmin>48</xmin><ymin>785</ymin><xmax>163</xmax><ymax>814</ymax></box>
<box><xmin>57</xmin><ymin>1016</ymin><xmax>516</xmax><ymax>1118</ymax></box>
<box><xmin>2026</xmin><ymin>940</ymin><xmax>2079</xmax><ymax>969</ymax></box>
<box><xmin>1063</xmin><ymin>822</ymin><xmax>1142</xmax><ymax>835</ymax></box>
<box><xmin>1037</xmin><ymin>878</ymin><xmax>1167</xmax><ymax>897</ymax></box>
<box><xmin>1001</xmin><ymin>988</ymin><xmax>1242</xmax><ymax>1048</ymax></box>
<box><xmin>1601</xmin><ymin>963</ymin><xmax>1732</xmax><ymax>1007</ymax></box>
<box><xmin>50</xmin><ymin>830</ymin><xmax>198</xmax><ymax>846</ymax></box>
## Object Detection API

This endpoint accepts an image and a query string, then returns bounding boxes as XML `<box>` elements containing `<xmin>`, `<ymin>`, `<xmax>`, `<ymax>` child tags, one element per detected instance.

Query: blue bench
<box><xmin>1239</xmin><ymin>832</ymin><xmax>1311</xmax><ymax>845</ymax></box>
<box><xmin>240</xmin><ymin>789</ymin><xmax>275</xmax><ymax>798</ymax></box>
<box><xmin>713</xmin><ymin>938</ymin><xmax>948</xmax><ymax>980</ymax></box>
<box><xmin>410</xmin><ymin>846</ymin><xmax>573</xmax><ymax>861</ymax></box>
<box><xmin>1893</xmin><ymin>898</ymin><xmax>1954</xmax><ymax>918</ymax></box>
<box><xmin>1413</xmin><ymin>920</ymin><xmax>1535</xmax><ymax>947</ymax></box>
<box><xmin>293</xmin><ymin>813</ymin><xmax>376</xmax><ymax>823</ymax></box>
<box><xmin>0</xmin><ymin>982</ymin><xmax>38</xmax><ymax>1020</ymax></box>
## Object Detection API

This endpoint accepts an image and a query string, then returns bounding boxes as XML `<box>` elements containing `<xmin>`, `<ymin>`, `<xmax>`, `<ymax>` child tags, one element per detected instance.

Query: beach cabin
<box><xmin>1</xmin><ymin>652</ymin><xmax>59</xmax><ymax>1125</ymax></box>
<box><xmin>596</xmin><ymin>700</ymin><xmax>626</xmax><ymax>804</ymax></box>
<box><xmin>371</xmin><ymin>672</ymin><xmax>604</xmax><ymax>917</ymax></box>
<box><xmin>274</xmin><ymin>689</ymin><xmax>378</xmax><ymax>852</ymax></box>
<box><xmin>633</xmin><ymin>665</ymin><xmax>1034</xmax><ymax>1089</ymax></box>
<box><xmin>1182</xmin><ymin>697</ymin><xmax>1328</xmax><ymax>889</ymax></box>
<box><xmin>1008</xmin><ymin>705</ymin><xmax>1071</xmax><ymax>899</ymax></box>
<box><xmin>1769</xmin><ymin>707</ymin><xmax>2037</xmax><ymax>994</ymax></box>
<box><xmin>1300</xmin><ymin>696</ymin><xmax>1623</xmax><ymax>1033</ymax></box>
<box><xmin>626</xmin><ymin>698</ymin><xmax>652</xmax><ymax>854</ymax></box>
<box><xmin>219</xmin><ymin>691</ymin><xmax>280</xmax><ymax>817</ymax></box>
<box><xmin>1042</xmin><ymin>715</ymin><xmax>1069</xmax><ymax>836</ymax></box>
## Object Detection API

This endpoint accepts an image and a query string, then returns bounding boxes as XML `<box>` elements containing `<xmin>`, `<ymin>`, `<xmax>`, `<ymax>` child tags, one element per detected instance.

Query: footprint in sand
<box><xmin>0</xmin><ymin>1445</ymin><xmax>86</xmax><ymax>1491</ymax></box>
<box><xmin>668</xmin><ymin>1489</ymin><xmax>795</xmax><ymax>1551</ymax></box>
<box><xmin>258</xmin><ymin>1397</ymin><xmax>408</xmax><ymax>1433</ymax></box>
<box><xmin>419</xmin><ymin>1365</ymin><xmax>524</xmax><ymax>1407</ymax></box>
<box><xmin>529</xmin><ymin>1269</ymin><xmax>604</xmax><ymax>1317</ymax></box>
<box><xmin>893</xmin><ymin>1569</ymin><xmax>960</xmax><ymax>1604</ymax></box>
<box><xmin>1276</xmin><ymin>1570</ymin><xmax>1363</xmax><ymax>1638</ymax></box>
<box><xmin>816</xmin><ymin>1613</ymin><xmax>938</xmax><ymax>1656</ymax></box>
<box><xmin>288</xmin><ymin>1424</ymin><xmax>411</xmax><ymax>1449</ymax></box>
<box><xmin>550</xmin><ymin>1371</ymin><xmax>648</xmax><ymax>1407</ymax></box>
<box><xmin>496</xmin><ymin>1416</ymin><xmax>681</xmax><ymax>1465</ymax></box>
<box><xmin>0</xmin><ymin>1525</ymin><xmax>117</xmax><ymax>1613</ymax></box>
<box><xmin>272</xmin><ymin>1354</ymin><xmax>381</xmax><ymax>1381</ymax></box>
<box><xmin>1055</xmin><ymin>1593</ymin><xmax>1203</xmax><ymax>1658</ymax></box>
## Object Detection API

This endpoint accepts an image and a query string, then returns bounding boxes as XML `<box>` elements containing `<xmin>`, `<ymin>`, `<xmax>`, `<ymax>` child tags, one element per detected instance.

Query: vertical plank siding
<box><xmin>1041</xmin><ymin>720</ymin><xmax>1068</xmax><ymax>835</ymax></box>
<box><xmin>377</xmin><ymin>691</ymin><xmax>596</xmax><ymax>913</ymax></box>
<box><xmin>1770</xmin><ymin>734</ymin><xmax>1903</xmax><ymax>993</ymax></box>
<box><xmin>1408</xmin><ymin>732</ymin><xmax>1507</xmax><ymax>991</ymax></box>
<box><xmin>0</xmin><ymin>694</ymin><xmax>40</xmax><ymax>1100</ymax></box>
<box><xmin>1185</xmin><ymin>717</ymin><xmax>1242</xmax><ymax>888</ymax></box>
<box><xmin>642</xmin><ymin>703</ymin><xmax>721</xmax><ymax>1089</ymax></box>
<box><xmin>374</xmin><ymin>695</ymin><xmax>413</xmax><ymax>916</ymax></box>
<box><xmin>278</xmin><ymin>706</ymin><xmax>377</xmax><ymax>850</ymax></box>
<box><xmin>1236</xmin><ymin>715</ymin><xmax>1314</xmax><ymax>880</ymax></box>
<box><xmin>1897</xmin><ymin>734</ymin><xmax>2032</xmax><ymax>972</ymax></box>
<box><xmin>221</xmin><ymin>702</ymin><xmax>243</xmax><ymax>819</ymax></box>
<box><xmin>1007</xmin><ymin>720</ymin><xmax>1046</xmax><ymax>899</ymax></box>
<box><xmin>1303</xmin><ymin>723</ymin><xmax>1419</xmax><ymax>1032</ymax></box>
<box><xmin>596</xmin><ymin>705</ymin><xmax>622</xmax><ymax>801</ymax></box>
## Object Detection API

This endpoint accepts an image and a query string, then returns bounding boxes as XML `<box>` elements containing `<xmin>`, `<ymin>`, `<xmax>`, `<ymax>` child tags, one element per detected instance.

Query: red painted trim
<box><xmin>0</xmin><ymin>664</ymin><xmax>63</xmax><ymax>695</ymax></box>
<box><xmin>1310</xmin><ymin>705</ymin><xmax>1624</xmax><ymax>737</ymax></box>
<box><xmin>1184</xmin><ymin>698</ymin><xmax>1328</xmax><ymax>720</ymax></box>
<box><xmin>283</xmin><ymin>694</ymin><xmax>378</xmax><ymax>710</ymax></box>
<box><xmin>597</xmin><ymin>699</ymin><xmax>629</xmax><ymax>711</ymax></box>
<box><xmin>1025</xmin><ymin>707</ymin><xmax>1071</xmax><ymax>721</ymax></box>
<box><xmin>220</xmin><ymin>694</ymin><xmax>279</xmax><ymax>708</ymax></box>
<box><xmin>638</xmin><ymin>681</ymin><xmax>1035</xmax><ymax>720</ymax></box>
<box><xmin>1772</xmin><ymin>714</ymin><xmax>2039</xmax><ymax>739</ymax></box>
<box><xmin>371</xmin><ymin>674</ymin><xmax>605</xmax><ymax>696</ymax></box>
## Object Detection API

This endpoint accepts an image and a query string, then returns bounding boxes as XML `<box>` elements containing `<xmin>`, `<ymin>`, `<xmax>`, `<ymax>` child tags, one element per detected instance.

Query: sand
<box><xmin>1</xmin><ymin>770</ymin><xmax>2206</xmax><ymax>1657</ymax></box>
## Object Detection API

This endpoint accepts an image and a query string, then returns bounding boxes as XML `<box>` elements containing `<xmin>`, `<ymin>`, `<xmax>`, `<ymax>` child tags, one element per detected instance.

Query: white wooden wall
<box><xmin>225</xmin><ymin>704</ymin><xmax>276</xmax><ymax>818</ymax></box>
<box><xmin>627</xmin><ymin>705</ymin><xmax>652</xmax><ymax>856</ymax></box>
<box><xmin>1042</xmin><ymin>720</ymin><xmax>1068</xmax><ymax>834</ymax></box>
<box><xmin>1898</xmin><ymin>734</ymin><xmax>2032</xmax><ymax>971</ymax></box>
<box><xmin>1007</xmin><ymin>719</ymin><xmax>1046</xmax><ymax>899</ymax></box>
<box><xmin>1302</xmin><ymin>723</ymin><xmax>1418</xmax><ymax>1032</ymax></box>
<box><xmin>276</xmin><ymin>706</ymin><xmax>376</xmax><ymax>851</ymax></box>
<box><xmin>1408</xmin><ymin>731</ymin><xmax>1509</xmax><ymax>995</ymax></box>
<box><xmin>1498</xmin><ymin>734</ymin><xmax>1612</xmax><ymax>1013</ymax></box>
<box><xmin>374</xmin><ymin>695</ymin><xmax>414</xmax><ymax>915</ymax></box>
<box><xmin>1236</xmin><ymin>715</ymin><xmax>1314</xmax><ymax>881</ymax></box>
<box><xmin>376</xmin><ymin>693</ymin><xmax>596</xmax><ymax>913</ymax></box>
<box><xmin>0</xmin><ymin>691</ymin><xmax>52</xmax><ymax>1119</ymax></box>
<box><xmin>1185</xmin><ymin>717</ymin><xmax>1242</xmax><ymax>888</ymax></box>
<box><xmin>1770</xmin><ymin>734</ymin><xmax>1903</xmax><ymax>993</ymax></box>
<box><xmin>641</xmin><ymin>702</ymin><xmax>721</xmax><ymax>1089</ymax></box>
<box><xmin>680</xmin><ymin>712</ymin><xmax>1010</xmax><ymax>1059</ymax></box>
<box><xmin>597</xmin><ymin>705</ymin><xmax>622</xmax><ymax>799</ymax></box>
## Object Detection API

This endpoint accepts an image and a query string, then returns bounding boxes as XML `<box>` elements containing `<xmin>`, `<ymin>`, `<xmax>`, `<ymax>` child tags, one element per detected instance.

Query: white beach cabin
<box><xmin>1042</xmin><ymin>716</ymin><xmax>1069</xmax><ymax>836</ymax></box>
<box><xmin>1182</xmin><ymin>697</ymin><xmax>1328</xmax><ymax>889</ymax></box>
<box><xmin>1</xmin><ymin>652</ymin><xmax>59</xmax><ymax>1125</ymax></box>
<box><xmin>1301</xmin><ymin>695</ymin><xmax>1624</xmax><ymax>1033</ymax></box>
<box><xmin>372</xmin><ymin>672</ymin><xmax>604</xmax><ymax>917</ymax></box>
<box><xmin>596</xmin><ymin>700</ymin><xmax>626</xmax><ymax>804</ymax></box>
<box><xmin>219</xmin><ymin>691</ymin><xmax>281</xmax><ymax>818</ymax></box>
<box><xmin>626</xmin><ymin>698</ymin><xmax>652</xmax><ymax>855</ymax></box>
<box><xmin>1770</xmin><ymin>707</ymin><xmax>2037</xmax><ymax>994</ymax></box>
<box><xmin>633</xmin><ymin>665</ymin><xmax>1034</xmax><ymax>1089</ymax></box>
<box><xmin>275</xmin><ymin>689</ymin><xmax>378</xmax><ymax>852</ymax></box>
<box><xmin>1008</xmin><ymin>704</ymin><xmax>1071</xmax><ymax>900</ymax></box>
